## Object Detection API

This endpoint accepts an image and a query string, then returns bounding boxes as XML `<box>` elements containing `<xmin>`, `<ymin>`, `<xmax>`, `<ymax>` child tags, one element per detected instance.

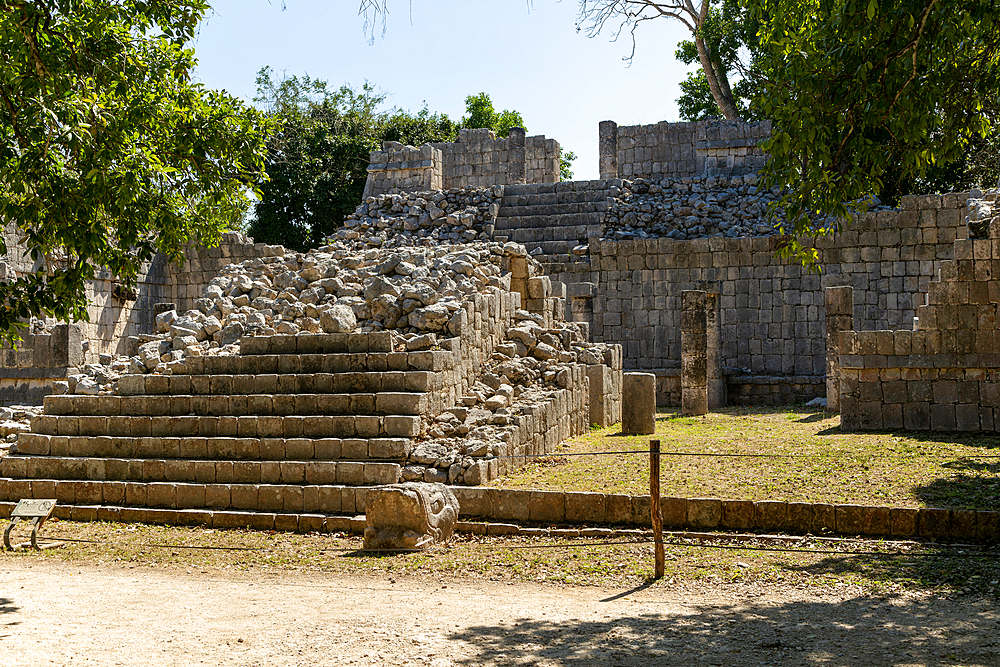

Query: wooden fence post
<box><xmin>650</xmin><ymin>439</ymin><xmax>664</xmax><ymax>579</ymax></box>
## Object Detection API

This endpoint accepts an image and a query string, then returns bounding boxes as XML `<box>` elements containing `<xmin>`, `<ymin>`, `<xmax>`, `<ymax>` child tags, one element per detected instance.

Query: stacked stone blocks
<box><xmin>363</xmin><ymin>143</ymin><xmax>443</xmax><ymax>199</ymax></box>
<box><xmin>599</xmin><ymin>119</ymin><xmax>770</xmax><ymax>180</ymax></box>
<box><xmin>840</xmin><ymin>219</ymin><xmax>1000</xmax><ymax>431</ymax></box>
<box><xmin>585</xmin><ymin>193</ymin><xmax>969</xmax><ymax>404</ymax></box>
<box><xmin>0</xmin><ymin>324</ymin><xmax>83</xmax><ymax>404</ymax></box>
<box><xmin>363</xmin><ymin>128</ymin><xmax>560</xmax><ymax>199</ymax></box>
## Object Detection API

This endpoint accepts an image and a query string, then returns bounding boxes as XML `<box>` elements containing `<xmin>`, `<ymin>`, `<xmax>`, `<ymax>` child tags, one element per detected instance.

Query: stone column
<box><xmin>681</xmin><ymin>290</ymin><xmax>708</xmax><ymax>416</ymax></box>
<box><xmin>824</xmin><ymin>286</ymin><xmax>854</xmax><ymax>413</ymax></box>
<box><xmin>695</xmin><ymin>280</ymin><xmax>724</xmax><ymax>409</ymax></box>
<box><xmin>508</xmin><ymin>127</ymin><xmax>526</xmax><ymax>184</ymax></box>
<box><xmin>622</xmin><ymin>372</ymin><xmax>656</xmax><ymax>435</ymax></box>
<box><xmin>599</xmin><ymin>121</ymin><xmax>618</xmax><ymax>180</ymax></box>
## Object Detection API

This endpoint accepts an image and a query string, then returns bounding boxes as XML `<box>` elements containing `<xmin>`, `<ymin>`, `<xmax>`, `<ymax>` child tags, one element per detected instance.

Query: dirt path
<box><xmin>1</xmin><ymin>560</ymin><xmax>998</xmax><ymax>666</ymax></box>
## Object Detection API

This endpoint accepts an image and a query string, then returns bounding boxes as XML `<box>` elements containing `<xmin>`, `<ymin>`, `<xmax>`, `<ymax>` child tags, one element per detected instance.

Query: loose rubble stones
<box><xmin>603</xmin><ymin>175</ymin><xmax>781</xmax><ymax>240</ymax></box>
<box><xmin>336</xmin><ymin>187</ymin><xmax>503</xmax><ymax>249</ymax></box>
<box><xmin>102</xmin><ymin>232</ymin><xmax>614</xmax><ymax>486</ymax></box>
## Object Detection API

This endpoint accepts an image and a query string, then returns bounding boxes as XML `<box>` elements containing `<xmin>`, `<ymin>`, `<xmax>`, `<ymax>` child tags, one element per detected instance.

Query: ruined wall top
<box><xmin>599</xmin><ymin>118</ymin><xmax>771</xmax><ymax>181</ymax></box>
<box><xmin>364</xmin><ymin>127</ymin><xmax>560</xmax><ymax>198</ymax></box>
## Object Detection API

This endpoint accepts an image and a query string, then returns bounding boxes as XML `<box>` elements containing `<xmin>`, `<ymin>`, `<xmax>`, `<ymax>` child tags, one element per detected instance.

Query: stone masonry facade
<box><xmin>364</xmin><ymin>128</ymin><xmax>560</xmax><ymax>199</ymax></box>
<box><xmin>838</xmin><ymin>190</ymin><xmax>1000</xmax><ymax>431</ymax></box>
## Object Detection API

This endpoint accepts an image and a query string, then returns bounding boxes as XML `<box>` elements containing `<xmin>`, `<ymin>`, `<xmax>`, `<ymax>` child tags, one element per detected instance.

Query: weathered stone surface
<box><xmin>622</xmin><ymin>373</ymin><xmax>655</xmax><ymax>435</ymax></box>
<box><xmin>320</xmin><ymin>305</ymin><xmax>357</xmax><ymax>334</ymax></box>
<box><xmin>363</xmin><ymin>482</ymin><xmax>459</xmax><ymax>551</ymax></box>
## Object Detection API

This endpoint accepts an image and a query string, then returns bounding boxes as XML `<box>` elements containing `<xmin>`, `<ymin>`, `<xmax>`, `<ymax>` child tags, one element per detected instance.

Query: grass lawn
<box><xmin>490</xmin><ymin>407</ymin><xmax>1000</xmax><ymax>511</ymax></box>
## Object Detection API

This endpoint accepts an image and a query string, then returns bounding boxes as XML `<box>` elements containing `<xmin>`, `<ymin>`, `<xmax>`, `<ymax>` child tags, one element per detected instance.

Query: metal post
<box><xmin>649</xmin><ymin>439</ymin><xmax>664</xmax><ymax>579</ymax></box>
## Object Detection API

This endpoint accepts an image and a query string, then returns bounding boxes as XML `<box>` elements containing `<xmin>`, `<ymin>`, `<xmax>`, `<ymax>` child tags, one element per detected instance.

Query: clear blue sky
<box><xmin>192</xmin><ymin>0</ymin><xmax>695</xmax><ymax>180</ymax></box>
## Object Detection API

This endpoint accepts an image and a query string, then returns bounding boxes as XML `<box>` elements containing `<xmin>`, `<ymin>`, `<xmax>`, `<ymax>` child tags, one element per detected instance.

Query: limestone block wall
<box><xmin>0</xmin><ymin>325</ymin><xmax>83</xmax><ymax>404</ymax></box>
<box><xmin>364</xmin><ymin>128</ymin><xmax>561</xmax><ymax>198</ymax></box>
<box><xmin>363</xmin><ymin>143</ymin><xmax>443</xmax><ymax>199</ymax></box>
<box><xmin>599</xmin><ymin>119</ymin><xmax>771</xmax><ymax>180</ymax></box>
<box><xmin>2</xmin><ymin>222</ymin><xmax>170</xmax><ymax>362</ymax></box>
<box><xmin>80</xmin><ymin>260</ymin><xmax>171</xmax><ymax>360</ymax></box>
<box><xmin>839</xmin><ymin>199</ymin><xmax>1000</xmax><ymax>431</ymax></box>
<box><xmin>168</xmin><ymin>233</ymin><xmax>283</xmax><ymax>315</ymax></box>
<box><xmin>431</xmin><ymin>128</ymin><xmax>560</xmax><ymax>190</ymax></box>
<box><xmin>582</xmin><ymin>193</ymin><xmax>968</xmax><ymax>403</ymax></box>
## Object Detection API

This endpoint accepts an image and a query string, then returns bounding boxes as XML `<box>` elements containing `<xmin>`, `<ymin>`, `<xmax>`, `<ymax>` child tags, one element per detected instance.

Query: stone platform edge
<box><xmin>0</xmin><ymin>488</ymin><xmax>995</xmax><ymax>543</ymax></box>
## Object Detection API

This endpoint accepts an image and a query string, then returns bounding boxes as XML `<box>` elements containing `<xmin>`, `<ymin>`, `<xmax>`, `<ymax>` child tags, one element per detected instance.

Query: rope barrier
<box><xmin>40</xmin><ymin>533</ymin><xmax>1000</xmax><ymax>559</ymax></box>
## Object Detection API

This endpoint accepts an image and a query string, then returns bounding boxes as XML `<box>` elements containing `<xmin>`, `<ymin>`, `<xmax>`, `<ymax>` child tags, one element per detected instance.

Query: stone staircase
<box><xmin>495</xmin><ymin>180</ymin><xmax>622</xmax><ymax>259</ymax></box>
<box><xmin>0</xmin><ymin>332</ymin><xmax>456</xmax><ymax>531</ymax></box>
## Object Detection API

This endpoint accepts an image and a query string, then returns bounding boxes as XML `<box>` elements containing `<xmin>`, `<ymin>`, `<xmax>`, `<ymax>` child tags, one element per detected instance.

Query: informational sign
<box><xmin>11</xmin><ymin>499</ymin><xmax>56</xmax><ymax>519</ymax></box>
<box><xmin>4</xmin><ymin>499</ymin><xmax>61</xmax><ymax>550</ymax></box>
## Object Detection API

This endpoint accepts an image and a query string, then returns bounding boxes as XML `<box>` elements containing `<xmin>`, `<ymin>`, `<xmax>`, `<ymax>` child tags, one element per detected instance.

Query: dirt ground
<box><xmin>1</xmin><ymin>559</ymin><xmax>998</xmax><ymax>667</ymax></box>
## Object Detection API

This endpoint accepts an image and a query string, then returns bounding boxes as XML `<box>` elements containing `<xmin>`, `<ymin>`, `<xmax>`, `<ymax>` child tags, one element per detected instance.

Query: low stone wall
<box><xmin>599</xmin><ymin>119</ymin><xmax>771</xmax><ymax>180</ymax></box>
<box><xmin>364</xmin><ymin>128</ymin><xmax>561</xmax><ymax>198</ymax></box>
<box><xmin>3</xmin><ymin>491</ymin><xmax>993</xmax><ymax>542</ymax></box>
<box><xmin>0</xmin><ymin>325</ymin><xmax>83</xmax><ymax>405</ymax></box>
<box><xmin>839</xmin><ymin>204</ymin><xmax>1000</xmax><ymax>431</ymax></box>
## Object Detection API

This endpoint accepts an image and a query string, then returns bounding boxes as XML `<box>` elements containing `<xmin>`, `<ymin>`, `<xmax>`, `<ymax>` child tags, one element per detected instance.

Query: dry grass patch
<box><xmin>492</xmin><ymin>407</ymin><xmax>1000</xmax><ymax>510</ymax></box>
<box><xmin>8</xmin><ymin>519</ymin><xmax>999</xmax><ymax>598</ymax></box>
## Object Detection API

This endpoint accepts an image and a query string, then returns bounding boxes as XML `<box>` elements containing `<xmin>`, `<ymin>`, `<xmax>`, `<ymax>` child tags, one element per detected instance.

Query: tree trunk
<box><xmin>695</xmin><ymin>35</ymin><xmax>741</xmax><ymax>121</ymax></box>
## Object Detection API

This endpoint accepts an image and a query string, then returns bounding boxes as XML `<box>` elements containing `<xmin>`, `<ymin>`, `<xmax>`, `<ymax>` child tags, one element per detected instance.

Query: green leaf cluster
<box><xmin>0</xmin><ymin>0</ymin><xmax>274</xmax><ymax>344</ymax></box>
<box><xmin>460</xmin><ymin>92</ymin><xmax>527</xmax><ymax>138</ymax></box>
<box><xmin>675</xmin><ymin>0</ymin><xmax>764</xmax><ymax>122</ymax></box>
<box><xmin>249</xmin><ymin>67</ymin><xmax>459</xmax><ymax>252</ymax></box>
<box><xmin>251</xmin><ymin>83</ymin><xmax>576</xmax><ymax>248</ymax></box>
<box><xmin>749</xmin><ymin>0</ymin><xmax>1000</xmax><ymax>264</ymax></box>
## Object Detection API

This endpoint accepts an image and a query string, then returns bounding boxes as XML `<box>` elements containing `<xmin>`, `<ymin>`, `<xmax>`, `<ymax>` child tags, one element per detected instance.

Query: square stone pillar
<box><xmin>681</xmin><ymin>290</ymin><xmax>708</xmax><ymax>416</ymax></box>
<box><xmin>623</xmin><ymin>372</ymin><xmax>656</xmax><ymax>435</ymax></box>
<box><xmin>508</xmin><ymin>127</ymin><xmax>526</xmax><ymax>184</ymax></box>
<box><xmin>599</xmin><ymin>120</ymin><xmax>618</xmax><ymax>179</ymax></box>
<box><xmin>824</xmin><ymin>286</ymin><xmax>854</xmax><ymax>413</ymax></box>
<box><xmin>694</xmin><ymin>280</ymin><xmax>724</xmax><ymax>409</ymax></box>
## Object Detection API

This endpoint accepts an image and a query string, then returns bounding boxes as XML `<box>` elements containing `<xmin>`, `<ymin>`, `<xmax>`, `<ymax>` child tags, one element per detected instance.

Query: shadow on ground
<box><xmin>0</xmin><ymin>597</ymin><xmax>21</xmax><ymax>641</ymax></box>
<box><xmin>449</xmin><ymin>590</ymin><xmax>1000</xmax><ymax>666</ymax></box>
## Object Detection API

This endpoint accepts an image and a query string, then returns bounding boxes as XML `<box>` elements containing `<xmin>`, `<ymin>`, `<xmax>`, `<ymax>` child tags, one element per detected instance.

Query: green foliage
<box><xmin>249</xmin><ymin>68</ymin><xmax>457</xmax><ymax>251</ymax></box>
<box><xmin>561</xmin><ymin>150</ymin><xmax>578</xmax><ymax>181</ymax></box>
<box><xmin>674</xmin><ymin>0</ymin><xmax>764</xmax><ymax>121</ymax></box>
<box><xmin>461</xmin><ymin>92</ymin><xmax>526</xmax><ymax>138</ymax></box>
<box><xmin>749</xmin><ymin>0</ymin><xmax>1000</xmax><ymax>265</ymax></box>
<box><xmin>0</xmin><ymin>0</ymin><xmax>273</xmax><ymax>344</ymax></box>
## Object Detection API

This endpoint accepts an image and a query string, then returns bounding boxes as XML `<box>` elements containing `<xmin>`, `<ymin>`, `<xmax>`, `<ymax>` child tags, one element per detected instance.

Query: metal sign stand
<box><xmin>4</xmin><ymin>499</ymin><xmax>63</xmax><ymax>550</ymax></box>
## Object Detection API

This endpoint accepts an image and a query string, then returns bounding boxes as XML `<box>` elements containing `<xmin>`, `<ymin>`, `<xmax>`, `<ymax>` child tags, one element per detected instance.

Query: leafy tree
<box><xmin>461</xmin><ymin>92</ymin><xmax>527</xmax><ymax>138</ymax></box>
<box><xmin>749</xmin><ymin>0</ymin><xmax>1000</xmax><ymax>264</ymax></box>
<box><xmin>577</xmin><ymin>0</ymin><xmax>743</xmax><ymax>120</ymax></box>
<box><xmin>459</xmin><ymin>92</ymin><xmax>576</xmax><ymax>181</ymax></box>
<box><xmin>561</xmin><ymin>151</ymin><xmax>578</xmax><ymax>181</ymax></box>
<box><xmin>249</xmin><ymin>68</ymin><xmax>457</xmax><ymax>251</ymax></box>
<box><xmin>673</xmin><ymin>0</ymin><xmax>763</xmax><ymax>121</ymax></box>
<box><xmin>0</xmin><ymin>0</ymin><xmax>273</xmax><ymax>344</ymax></box>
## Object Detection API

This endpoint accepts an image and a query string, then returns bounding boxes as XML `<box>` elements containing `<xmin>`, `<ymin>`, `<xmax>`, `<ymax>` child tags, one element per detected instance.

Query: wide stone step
<box><xmin>179</xmin><ymin>350</ymin><xmax>454</xmax><ymax>376</ymax></box>
<box><xmin>29</xmin><ymin>414</ymin><xmax>422</xmax><ymax>439</ymax></box>
<box><xmin>502</xmin><ymin>179</ymin><xmax>621</xmax><ymax>197</ymax></box>
<box><xmin>494</xmin><ymin>212</ymin><xmax>601</xmax><ymax>229</ymax></box>
<box><xmin>238</xmin><ymin>332</ymin><xmax>393</xmax><ymax>356</ymax></box>
<box><xmin>1</xmin><ymin>456</ymin><xmax>401</xmax><ymax>486</ymax></box>
<box><xmin>497</xmin><ymin>201</ymin><xmax>609</xmax><ymax>216</ymax></box>
<box><xmin>45</xmin><ymin>392</ymin><xmax>429</xmax><ymax>417</ymax></box>
<box><xmin>502</xmin><ymin>225</ymin><xmax>596</xmax><ymax>244</ymax></box>
<box><xmin>16</xmin><ymin>433</ymin><xmax>411</xmax><ymax>461</ymax></box>
<box><xmin>119</xmin><ymin>370</ymin><xmax>442</xmax><ymax>396</ymax></box>
<box><xmin>0</xmin><ymin>500</ymin><xmax>368</xmax><ymax>533</ymax></box>
<box><xmin>521</xmin><ymin>241</ymin><xmax>581</xmax><ymax>255</ymax></box>
<box><xmin>0</xmin><ymin>479</ymin><xmax>376</xmax><ymax>515</ymax></box>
